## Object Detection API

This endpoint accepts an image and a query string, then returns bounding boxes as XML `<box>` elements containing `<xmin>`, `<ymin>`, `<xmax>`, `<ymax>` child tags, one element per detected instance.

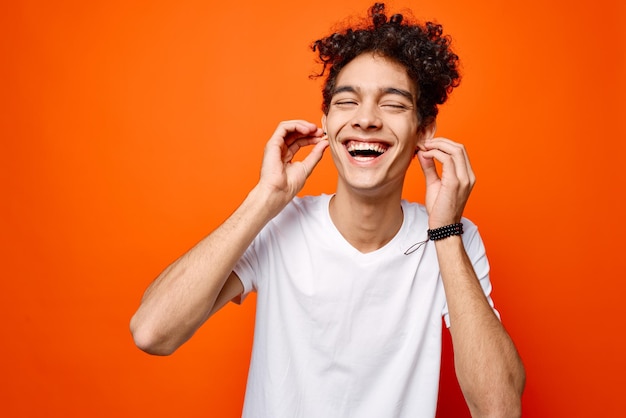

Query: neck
<box><xmin>329</xmin><ymin>185</ymin><xmax>404</xmax><ymax>253</ymax></box>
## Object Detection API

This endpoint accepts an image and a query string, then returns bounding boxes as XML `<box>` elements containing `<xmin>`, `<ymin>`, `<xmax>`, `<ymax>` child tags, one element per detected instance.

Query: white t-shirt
<box><xmin>234</xmin><ymin>194</ymin><xmax>496</xmax><ymax>418</ymax></box>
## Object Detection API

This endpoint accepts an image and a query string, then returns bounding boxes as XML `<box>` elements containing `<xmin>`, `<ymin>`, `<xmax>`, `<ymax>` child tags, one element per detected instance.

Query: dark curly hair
<box><xmin>312</xmin><ymin>3</ymin><xmax>460</xmax><ymax>127</ymax></box>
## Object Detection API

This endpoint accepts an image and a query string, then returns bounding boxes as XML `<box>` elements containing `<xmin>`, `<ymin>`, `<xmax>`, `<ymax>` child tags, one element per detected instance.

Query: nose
<box><xmin>351</xmin><ymin>101</ymin><xmax>382</xmax><ymax>130</ymax></box>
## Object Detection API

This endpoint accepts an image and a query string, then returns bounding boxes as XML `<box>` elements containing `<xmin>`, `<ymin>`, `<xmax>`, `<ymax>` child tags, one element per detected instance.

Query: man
<box><xmin>131</xmin><ymin>3</ymin><xmax>525</xmax><ymax>417</ymax></box>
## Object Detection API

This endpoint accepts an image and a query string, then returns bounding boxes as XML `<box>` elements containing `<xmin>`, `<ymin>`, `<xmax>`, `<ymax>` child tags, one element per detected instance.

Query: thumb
<box><xmin>301</xmin><ymin>139</ymin><xmax>329</xmax><ymax>177</ymax></box>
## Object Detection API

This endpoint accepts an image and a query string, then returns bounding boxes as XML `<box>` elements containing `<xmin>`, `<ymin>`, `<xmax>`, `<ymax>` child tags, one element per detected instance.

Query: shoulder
<box><xmin>280</xmin><ymin>194</ymin><xmax>331</xmax><ymax>219</ymax></box>
<box><xmin>400</xmin><ymin>200</ymin><xmax>428</xmax><ymax>219</ymax></box>
<box><xmin>401</xmin><ymin>200</ymin><xmax>480</xmax><ymax>232</ymax></box>
<box><xmin>461</xmin><ymin>216</ymin><xmax>479</xmax><ymax>235</ymax></box>
<box><xmin>400</xmin><ymin>200</ymin><xmax>483</xmax><ymax>249</ymax></box>
<box><xmin>291</xmin><ymin>194</ymin><xmax>331</xmax><ymax>210</ymax></box>
<box><xmin>267</xmin><ymin>194</ymin><xmax>331</xmax><ymax>229</ymax></box>
<box><xmin>459</xmin><ymin>217</ymin><xmax>486</xmax><ymax>259</ymax></box>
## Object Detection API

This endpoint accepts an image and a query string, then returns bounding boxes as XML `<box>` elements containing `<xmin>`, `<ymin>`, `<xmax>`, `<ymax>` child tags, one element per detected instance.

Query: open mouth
<box><xmin>345</xmin><ymin>140</ymin><xmax>388</xmax><ymax>161</ymax></box>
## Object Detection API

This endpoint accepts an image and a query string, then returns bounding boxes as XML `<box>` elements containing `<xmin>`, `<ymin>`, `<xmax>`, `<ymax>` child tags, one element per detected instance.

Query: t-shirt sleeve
<box><xmin>230</xmin><ymin>198</ymin><xmax>301</xmax><ymax>304</ymax></box>
<box><xmin>442</xmin><ymin>219</ymin><xmax>500</xmax><ymax>328</ymax></box>
<box><xmin>232</xmin><ymin>233</ymin><xmax>262</xmax><ymax>303</ymax></box>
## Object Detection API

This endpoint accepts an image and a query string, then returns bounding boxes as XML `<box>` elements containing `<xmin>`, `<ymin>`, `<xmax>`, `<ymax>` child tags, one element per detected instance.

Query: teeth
<box><xmin>345</xmin><ymin>141</ymin><xmax>388</xmax><ymax>156</ymax></box>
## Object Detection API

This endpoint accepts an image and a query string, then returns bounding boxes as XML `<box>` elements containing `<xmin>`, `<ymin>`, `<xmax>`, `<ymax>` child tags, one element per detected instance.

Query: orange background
<box><xmin>2</xmin><ymin>0</ymin><xmax>625</xmax><ymax>416</ymax></box>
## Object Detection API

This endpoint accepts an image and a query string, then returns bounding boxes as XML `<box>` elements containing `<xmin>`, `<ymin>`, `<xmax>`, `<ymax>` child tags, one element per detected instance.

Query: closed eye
<box><xmin>381</xmin><ymin>103</ymin><xmax>410</xmax><ymax>112</ymax></box>
<box><xmin>333</xmin><ymin>100</ymin><xmax>358</xmax><ymax>107</ymax></box>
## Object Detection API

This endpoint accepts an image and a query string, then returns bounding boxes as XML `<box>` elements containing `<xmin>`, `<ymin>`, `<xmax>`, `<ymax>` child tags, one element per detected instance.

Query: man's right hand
<box><xmin>257</xmin><ymin>120</ymin><xmax>329</xmax><ymax>213</ymax></box>
<box><xmin>130</xmin><ymin>119</ymin><xmax>328</xmax><ymax>356</ymax></box>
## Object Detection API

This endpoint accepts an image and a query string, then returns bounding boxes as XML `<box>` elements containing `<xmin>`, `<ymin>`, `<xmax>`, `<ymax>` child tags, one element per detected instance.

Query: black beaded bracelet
<box><xmin>427</xmin><ymin>223</ymin><xmax>464</xmax><ymax>241</ymax></box>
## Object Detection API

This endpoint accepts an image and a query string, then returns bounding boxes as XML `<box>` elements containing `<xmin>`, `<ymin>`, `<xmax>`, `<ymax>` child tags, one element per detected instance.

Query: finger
<box><xmin>424</xmin><ymin>138</ymin><xmax>474</xmax><ymax>187</ymax></box>
<box><xmin>277</xmin><ymin>120</ymin><xmax>319</xmax><ymax>134</ymax></box>
<box><xmin>419</xmin><ymin>148</ymin><xmax>461</xmax><ymax>188</ymax></box>
<box><xmin>416</xmin><ymin>149</ymin><xmax>441</xmax><ymax>187</ymax></box>
<box><xmin>282</xmin><ymin>135</ymin><xmax>327</xmax><ymax>163</ymax></box>
<box><xmin>266</xmin><ymin>121</ymin><xmax>318</xmax><ymax>152</ymax></box>
<box><xmin>299</xmin><ymin>137</ymin><xmax>329</xmax><ymax>177</ymax></box>
<box><xmin>277</xmin><ymin>121</ymin><xmax>323</xmax><ymax>146</ymax></box>
<box><xmin>265</xmin><ymin>121</ymin><xmax>322</xmax><ymax>164</ymax></box>
<box><xmin>284</xmin><ymin>131</ymin><xmax>325</xmax><ymax>153</ymax></box>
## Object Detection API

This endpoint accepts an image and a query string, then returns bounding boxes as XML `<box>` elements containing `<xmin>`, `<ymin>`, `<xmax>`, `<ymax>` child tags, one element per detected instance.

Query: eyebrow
<box><xmin>332</xmin><ymin>85</ymin><xmax>416</xmax><ymax>103</ymax></box>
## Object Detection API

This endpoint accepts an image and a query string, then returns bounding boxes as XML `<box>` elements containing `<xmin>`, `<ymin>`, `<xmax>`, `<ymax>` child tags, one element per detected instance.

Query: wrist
<box><xmin>247</xmin><ymin>184</ymin><xmax>290</xmax><ymax>220</ymax></box>
<box><xmin>427</xmin><ymin>223</ymin><xmax>463</xmax><ymax>241</ymax></box>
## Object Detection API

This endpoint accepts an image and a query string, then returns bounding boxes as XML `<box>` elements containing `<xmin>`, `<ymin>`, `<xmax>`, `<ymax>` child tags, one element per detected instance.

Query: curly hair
<box><xmin>312</xmin><ymin>3</ymin><xmax>460</xmax><ymax>126</ymax></box>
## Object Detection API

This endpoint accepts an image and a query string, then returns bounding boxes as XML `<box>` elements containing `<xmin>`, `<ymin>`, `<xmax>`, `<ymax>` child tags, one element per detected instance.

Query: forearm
<box><xmin>129</xmin><ymin>120</ymin><xmax>326</xmax><ymax>355</ymax></box>
<box><xmin>436</xmin><ymin>236</ymin><xmax>525</xmax><ymax>417</ymax></box>
<box><xmin>130</xmin><ymin>185</ymin><xmax>280</xmax><ymax>355</ymax></box>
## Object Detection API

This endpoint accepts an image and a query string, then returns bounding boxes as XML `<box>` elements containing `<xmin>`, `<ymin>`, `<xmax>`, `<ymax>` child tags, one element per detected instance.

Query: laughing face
<box><xmin>322</xmin><ymin>52</ymin><xmax>432</xmax><ymax>198</ymax></box>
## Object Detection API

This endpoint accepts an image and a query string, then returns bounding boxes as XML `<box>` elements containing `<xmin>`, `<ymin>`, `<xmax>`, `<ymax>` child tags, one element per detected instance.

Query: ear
<box><xmin>321</xmin><ymin>114</ymin><xmax>327</xmax><ymax>134</ymax></box>
<box><xmin>415</xmin><ymin>119</ymin><xmax>437</xmax><ymax>153</ymax></box>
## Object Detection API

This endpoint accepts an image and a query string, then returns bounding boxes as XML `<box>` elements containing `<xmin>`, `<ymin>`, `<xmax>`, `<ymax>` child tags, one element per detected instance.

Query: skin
<box><xmin>130</xmin><ymin>120</ymin><xmax>327</xmax><ymax>355</ymax></box>
<box><xmin>130</xmin><ymin>52</ymin><xmax>525</xmax><ymax>417</ymax></box>
<box><xmin>322</xmin><ymin>53</ymin><xmax>433</xmax><ymax>252</ymax></box>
